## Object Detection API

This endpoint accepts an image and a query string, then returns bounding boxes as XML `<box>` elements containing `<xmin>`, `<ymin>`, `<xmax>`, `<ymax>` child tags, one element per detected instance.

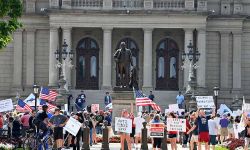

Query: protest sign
<box><xmin>165</xmin><ymin>109</ymin><xmax>185</xmax><ymax>115</ymax></box>
<box><xmin>150</xmin><ymin>123</ymin><xmax>165</xmax><ymax>138</ymax></box>
<box><xmin>91</xmin><ymin>104</ymin><xmax>99</xmax><ymax>113</ymax></box>
<box><xmin>196</xmin><ymin>96</ymin><xmax>215</xmax><ymax>108</ymax></box>
<box><xmin>0</xmin><ymin>99</ymin><xmax>13</xmax><ymax>112</ymax></box>
<box><xmin>64</xmin><ymin>117</ymin><xmax>82</xmax><ymax>136</ymax></box>
<box><xmin>217</xmin><ymin>104</ymin><xmax>232</xmax><ymax>116</ymax></box>
<box><xmin>115</xmin><ymin>117</ymin><xmax>132</xmax><ymax>134</ymax></box>
<box><xmin>243</xmin><ymin>103</ymin><xmax>250</xmax><ymax>112</ymax></box>
<box><xmin>167</xmin><ymin>118</ymin><xmax>186</xmax><ymax>132</ymax></box>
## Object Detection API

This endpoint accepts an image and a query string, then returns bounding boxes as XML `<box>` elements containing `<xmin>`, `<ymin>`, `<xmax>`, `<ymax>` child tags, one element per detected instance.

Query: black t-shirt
<box><xmin>29</xmin><ymin>116</ymin><xmax>34</xmax><ymax>129</ymax></box>
<box><xmin>191</xmin><ymin>119</ymin><xmax>199</xmax><ymax>135</ymax></box>
<box><xmin>37</xmin><ymin>111</ymin><xmax>48</xmax><ymax>121</ymax></box>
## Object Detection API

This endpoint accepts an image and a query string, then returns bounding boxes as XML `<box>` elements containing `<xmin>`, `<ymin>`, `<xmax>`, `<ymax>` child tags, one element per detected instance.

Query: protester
<box><xmin>148</xmin><ymin>91</ymin><xmax>155</xmax><ymax>112</ymax></box>
<box><xmin>75</xmin><ymin>91</ymin><xmax>86</xmax><ymax>111</ymax></box>
<box><xmin>104</xmin><ymin>92</ymin><xmax>112</xmax><ymax>110</ymax></box>
<box><xmin>228</xmin><ymin>115</ymin><xmax>235</xmax><ymax>138</ymax></box>
<box><xmin>72</xmin><ymin>112</ymin><xmax>83</xmax><ymax>150</ymax></box>
<box><xmin>220</xmin><ymin>113</ymin><xmax>229</xmax><ymax>142</ymax></box>
<box><xmin>188</xmin><ymin>112</ymin><xmax>199</xmax><ymax>150</ymax></box>
<box><xmin>12</xmin><ymin>115</ymin><xmax>21</xmax><ymax>138</ymax></box>
<box><xmin>49</xmin><ymin>108</ymin><xmax>68</xmax><ymax>150</ymax></box>
<box><xmin>120</xmin><ymin>109</ymin><xmax>132</xmax><ymax>150</ymax></box>
<box><xmin>208</xmin><ymin>115</ymin><xmax>218</xmax><ymax>150</ymax></box>
<box><xmin>167</xmin><ymin>113</ymin><xmax>177</xmax><ymax>150</ymax></box>
<box><xmin>21</xmin><ymin>111</ymin><xmax>30</xmax><ymax>136</ymax></box>
<box><xmin>0</xmin><ymin>113</ymin><xmax>3</xmax><ymax>135</ymax></box>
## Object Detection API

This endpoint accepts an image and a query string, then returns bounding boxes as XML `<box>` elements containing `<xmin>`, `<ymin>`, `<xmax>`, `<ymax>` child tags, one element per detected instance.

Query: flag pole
<box><xmin>132</xmin><ymin>87</ymin><xmax>138</xmax><ymax>115</ymax></box>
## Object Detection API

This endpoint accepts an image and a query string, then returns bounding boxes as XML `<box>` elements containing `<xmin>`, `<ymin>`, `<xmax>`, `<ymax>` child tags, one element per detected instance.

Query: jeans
<box><xmin>178</xmin><ymin>103</ymin><xmax>183</xmax><ymax>109</ymax></box>
<box><xmin>96</xmin><ymin>125</ymin><xmax>102</xmax><ymax>134</ymax></box>
<box><xmin>0</xmin><ymin>128</ymin><xmax>2</xmax><ymax>136</ymax></box>
<box><xmin>89</xmin><ymin>128</ymin><xmax>93</xmax><ymax>145</ymax></box>
<box><xmin>183</xmin><ymin>134</ymin><xmax>189</xmax><ymax>145</ymax></box>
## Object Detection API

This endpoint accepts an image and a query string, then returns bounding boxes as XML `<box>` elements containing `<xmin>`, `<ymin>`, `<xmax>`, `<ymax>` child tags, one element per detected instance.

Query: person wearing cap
<box><xmin>49</xmin><ymin>108</ymin><xmax>68</xmax><ymax>150</ymax></box>
<box><xmin>219</xmin><ymin>113</ymin><xmax>229</xmax><ymax>142</ymax></box>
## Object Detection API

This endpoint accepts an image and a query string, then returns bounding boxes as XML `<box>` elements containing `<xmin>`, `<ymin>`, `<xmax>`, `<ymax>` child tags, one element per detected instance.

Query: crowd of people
<box><xmin>0</xmin><ymin>90</ymin><xmax>249</xmax><ymax>150</ymax></box>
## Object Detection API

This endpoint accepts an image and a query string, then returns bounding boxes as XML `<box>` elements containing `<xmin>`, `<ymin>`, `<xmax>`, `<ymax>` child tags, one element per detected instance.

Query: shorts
<box><xmin>153</xmin><ymin>138</ymin><xmax>162</xmax><ymax>148</ymax></box>
<box><xmin>130</xmin><ymin>127</ymin><xmax>135</xmax><ymax>137</ymax></box>
<box><xmin>53</xmin><ymin>127</ymin><xmax>63</xmax><ymax>140</ymax></box>
<box><xmin>190</xmin><ymin>134</ymin><xmax>198</xmax><ymax>142</ymax></box>
<box><xmin>209</xmin><ymin>135</ymin><xmax>216</xmax><ymax>145</ymax></box>
<box><xmin>220</xmin><ymin>128</ymin><xmax>228</xmax><ymax>136</ymax></box>
<box><xmin>198</xmin><ymin>132</ymin><xmax>210</xmax><ymax>143</ymax></box>
<box><xmin>168</xmin><ymin>134</ymin><xmax>177</xmax><ymax>138</ymax></box>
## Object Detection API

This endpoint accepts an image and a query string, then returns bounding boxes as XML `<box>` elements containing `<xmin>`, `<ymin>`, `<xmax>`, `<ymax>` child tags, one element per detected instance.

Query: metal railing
<box><xmin>72</xmin><ymin>0</ymin><xmax>103</xmax><ymax>9</ymax></box>
<box><xmin>153</xmin><ymin>0</ymin><xmax>185</xmax><ymax>10</ymax></box>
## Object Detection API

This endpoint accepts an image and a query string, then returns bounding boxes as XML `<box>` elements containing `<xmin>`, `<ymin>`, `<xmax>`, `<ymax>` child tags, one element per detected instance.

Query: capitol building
<box><xmin>0</xmin><ymin>0</ymin><xmax>250</xmax><ymax>109</ymax></box>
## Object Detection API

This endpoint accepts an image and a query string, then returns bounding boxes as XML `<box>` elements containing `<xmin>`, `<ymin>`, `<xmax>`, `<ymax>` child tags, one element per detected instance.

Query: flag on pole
<box><xmin>17</xmin><ymin>99</ymin><xmax>33</xmax><ymax>112</ymax></box>
<box><xmin>39</xmin><ymin>87</ymin><xmax>58</xmax><ymax>101</ymax></box>
<box><xmin>134</xmin><ymin>89</ymin><xmax>161</xmax><ymax>111</ymax></box>
<box><xmin>38</xmin><ymin>99</ymin><xmax>57</xmax><ymax>113</ymax></box>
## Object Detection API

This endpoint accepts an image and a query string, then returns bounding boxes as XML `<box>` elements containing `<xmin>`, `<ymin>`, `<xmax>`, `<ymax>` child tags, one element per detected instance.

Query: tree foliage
<box><xmin>0</xmin><ymin>0</ymin><xmax>23</xmax><ymax>50</ymax></box>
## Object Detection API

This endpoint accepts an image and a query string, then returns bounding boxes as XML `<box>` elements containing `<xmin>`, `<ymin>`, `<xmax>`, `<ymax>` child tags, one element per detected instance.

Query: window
<box><xmin>158</xmin><ymin>57</ymin><xmax>165</xmax><ymax>78</ymax></box>
<box><xmin>90</xmin><ymin>56</ymin><xmax>97</xmax><ymax>77</ymax></box>
<box><xmin>79</xmin><ymin>56</ymin><xmax>85</xmax><ymax>79</ymax></box>
<box><xmin>170</xmin><ymin>57</ymin><xmax>177</xmax><ymax>78</ymax></box>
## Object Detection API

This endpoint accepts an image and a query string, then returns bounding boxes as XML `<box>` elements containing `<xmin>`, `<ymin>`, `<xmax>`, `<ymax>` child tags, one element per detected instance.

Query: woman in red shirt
<box><xmin>168</xmin><ymin>113</ymin><xmax>177</xmax><ymax>150</ymax></box>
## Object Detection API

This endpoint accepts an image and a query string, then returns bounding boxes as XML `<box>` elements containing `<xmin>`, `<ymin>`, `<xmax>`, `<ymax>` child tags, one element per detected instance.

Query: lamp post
<box><xmin>181</xmin><ymin>40</ymin><xmax>201</xmax><ymax>111</ymax></box>
<box><xmin>33</xmin><ymin>84</ymin><xmax>40</xmax><ymax>112</ymax></box>
<box><xmin>54</xmin><ymin>39</ymin><xmax>74</xmax><ymax>107</ymax></box>
<box><xmin>213</xmin><ymin>86</ymin><xmax>219</xmax><ymax>113</ymax></box>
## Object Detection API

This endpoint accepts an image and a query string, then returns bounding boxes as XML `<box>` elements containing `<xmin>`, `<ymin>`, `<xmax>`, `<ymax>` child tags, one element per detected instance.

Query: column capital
<box><xmin>220</xmin><ymin>31</ymin><xmax>230</xmax><ymax>36</ymax></box>
<box><xmin>143</xmin><ymin>28</ymin><xmax>154</xmax><ymax>32</ymax></box>
<box><xmin>26</xmin><ymin>28</ymin><xmax>36</xmax><ymax>32</ymax></box>
<box><xmin>62</xmin><ymin>27</ymin><xmax>72</xmax><ymax>31</ymax></box>
<box><xmin>183</xmin><ymin>28</ymin><xmax>194</xmax><ymax>33</ymax></box>
<box><xmin>102</xmin><ymin>27</ymin><xmax>113</xmax><ymax>31</ymax></box>
<box><xmin>232</xmin><ymin>30</ymin><xmax>242</xmax><ymax>36</ymax></box>
<box><xmin>14</xmin><ymin>29</ymin><xmax>23</xmax><ymax>33</ymax></box>
<box><xmin>197</xmin><ymin>28</ymin><xmax>206</xmax><ymax>33</ymax></box>
<box><xmin>50</xmin><ymin>27</ymin><xmax>59</xmax><ymax>32</ymax></box>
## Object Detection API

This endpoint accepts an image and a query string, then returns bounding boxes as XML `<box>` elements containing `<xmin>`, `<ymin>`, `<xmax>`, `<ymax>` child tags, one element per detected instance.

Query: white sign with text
<box><xmin>167</xmin><ymin>118</ymin><xmax>186</xmax><ymax>132</ymax></box>
<box><xmin>64</xmin><ymin>117</ymin><xmax>82</xmax><ymax>136</ymax></box>
<box><xmin>115</xmin><ymin>117</ymin><xmax>132</xmax><ymax>134</ymax></box>
<box><xmin>0</xmin><ymin>99</ymin><xmax>13</xmax><ymax>112</ymax></box>
<box><xmin>196</xmin><ymin>96</ymin><xmax>215</xmax><ymax>108</ymax></box>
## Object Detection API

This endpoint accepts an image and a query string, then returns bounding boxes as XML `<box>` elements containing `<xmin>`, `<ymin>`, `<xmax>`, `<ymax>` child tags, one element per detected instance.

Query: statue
<box><xmin>114</xmin><ymin>42</ymin><xmax>134</xmax><ymax>88</ymax></box>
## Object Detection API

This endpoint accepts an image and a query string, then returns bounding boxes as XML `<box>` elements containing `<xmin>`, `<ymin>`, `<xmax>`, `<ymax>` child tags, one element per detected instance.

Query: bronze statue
<box><xmin>114</xmin><ymin>42</ymin><xmax>134</xmax><ymax>88</ymax></box>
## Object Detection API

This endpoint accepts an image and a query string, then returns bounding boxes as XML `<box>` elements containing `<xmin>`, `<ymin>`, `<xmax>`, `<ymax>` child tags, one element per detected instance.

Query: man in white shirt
<box><xmin>133</xmin><ymin>112</ymin><xmax>145</xmax><ymax>149</ymax></box>
<box><xmin>208</xmin><ymin>116</ymin><xmax>218</xmax><ymax>150</ymax></box>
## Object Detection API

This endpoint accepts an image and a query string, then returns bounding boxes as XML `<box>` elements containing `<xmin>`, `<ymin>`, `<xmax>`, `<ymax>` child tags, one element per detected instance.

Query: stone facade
<box><xmin>0</xmin><ymin>0</ymin><xmax>250</xmax><ymax>110</ymax></box>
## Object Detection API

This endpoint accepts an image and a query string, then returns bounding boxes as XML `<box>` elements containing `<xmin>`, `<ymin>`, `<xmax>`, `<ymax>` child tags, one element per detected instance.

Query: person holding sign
<box><xmin>167</xmin><ymin>113</ymin><xmax>178</xmax><ymax>150</ymax></box>
<box><xmin>49</xmin><ymin>108</ymin><xmax>68</xmax><ymax>150</ymax></box>
<box><xmin>187</xmin><ymin>108</ymin><xmax>215</xmax><ymax>150</ymax></box>
<box><xmin>151</xmin><ymin>114</ymin><xmax>163</xmax><ymax>150</ymax></box>
<box><xmin>120</xmin><ymin>109</ymin><xmax>132</xmax><ymax>150</ymax></box>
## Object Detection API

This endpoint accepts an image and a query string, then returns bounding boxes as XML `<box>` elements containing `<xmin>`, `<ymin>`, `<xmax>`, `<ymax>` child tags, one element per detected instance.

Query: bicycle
<box><xmin>22</xmin><ymin>129</ymin><xmax>37</xmax><ymax>150</ymax></box>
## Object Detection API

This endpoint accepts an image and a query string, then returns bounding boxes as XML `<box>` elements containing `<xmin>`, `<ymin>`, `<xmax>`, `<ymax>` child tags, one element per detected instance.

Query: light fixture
<box><xmin>213</xmin><ymin>86</ymin><xmax>220</xmax><ymax>96</ymax></box>
<box><xmin>33</xmin><ymin>84</ymin><xmax>40</xmax><ymax>94</ymax></box>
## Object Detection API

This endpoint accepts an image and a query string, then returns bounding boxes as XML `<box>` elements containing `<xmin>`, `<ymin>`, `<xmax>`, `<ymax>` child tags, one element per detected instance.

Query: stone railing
<box><xmin>49</xmin><ymin>0</ymin><xmax>208</xmax><ymax>11</ymax></box>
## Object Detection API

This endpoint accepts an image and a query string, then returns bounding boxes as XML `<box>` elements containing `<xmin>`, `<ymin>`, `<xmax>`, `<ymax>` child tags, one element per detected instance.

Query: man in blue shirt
<box><xmin>176</xmin><ymin>91</ymin><xmax>184</xmax><ymax>109</ymax></box>
<box><xmin>75</xmin><ymin>91</ymin><xmax>86</xmax><ymax>111</ymax></box>
<box><xmin>104</xmin><ymin>92</ymin><xmax>112</xmax><ymax>110</ymax></box>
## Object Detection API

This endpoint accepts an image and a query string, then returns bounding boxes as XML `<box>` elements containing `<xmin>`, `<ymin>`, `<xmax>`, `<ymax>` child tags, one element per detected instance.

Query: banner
<box><xmin>243</xmin><ymin>103</ymin><xmax>250</xmax><ymax>112</ymax></box>
<box><xmin>169</xmin><ymin>104</ymin><xmax>179</xmax><ymax>110</ymax></box>
<box><xmin>64</xmin><ymin>117</ymin><xmax>81</xmax><ymax>136</ymax></box>
<box><xmin>165</xmin><ymin>109</ymin><xmax>185</xmax><ymax>115</ymax></box>
<box><xmin>217</xmin><ymin>104</ymin><xmax>232</xmax><ymax>116</ymax></box>
<box><xmin>167</xmin><ymin>118</ymin><xmax>186</xmax><ymax>132</ymax></box>
<box><xmin>196</xmin><ymin>96</ymin><xmax>215</xmax><ymax>108</ymax></box>
<box><xmin>91</xmin><ymin>104</ymin><xmax>99</xmax><ymax>113</ymax></box>
<box><xmin>115</xmin><ymin>117</ymin><xmax>132</xmax><ymax>134</ymax></box>
<box><xmin>150</xmin><ymin>123</ymin><xmax>165</xmax><ymax>138</ymax></box>
<box><xmin>0</xmin><ymin>99</ymin><xmax>13</xmax><ymax>112</ymax></box>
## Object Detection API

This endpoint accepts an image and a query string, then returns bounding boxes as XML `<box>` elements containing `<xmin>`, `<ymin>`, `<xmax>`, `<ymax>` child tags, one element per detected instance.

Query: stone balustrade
<box><xmin>49</xmin><ymin>0</ymin><xmax>207</xmax><ymax>11</ymax></box>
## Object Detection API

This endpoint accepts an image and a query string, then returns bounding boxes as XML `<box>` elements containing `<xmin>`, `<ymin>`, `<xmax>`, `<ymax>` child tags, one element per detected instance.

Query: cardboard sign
<box><xmin>196</xmin><ymin>96</ymin><xmax>215</xmax><ymax>108</ymax></box>
<box><xmin>0</xmin><ymin>99</ymin><xmax>13</xmax><ymax>112</ymax></box>
<box><xmin>167</xmin><ymin>118</ymin><xmax>186</xmax><ymax>132</ymax></box>
<box><xmin>64</xmin><ymin>117</ymin><xmax>81</xmax><ymax>136</ymax></box>
<box><xmin>91</xmin><ymin>104</ymin><xmax>99</xmax><ymax>113</ymax></box>
<box><xmin>169</xmin><ymin>104</ymin><xmax>179</xmax><ymax>110</ymax></box>
<box><xmin>165</xmin><ymin>109</ymin><xmax>185</xmax><ymax>115</ymax></box>
<box><xmin>243</xmin><ymin>103</ymin><xmax>250</xmax><ymax>112</ymax></box>
<box><xmin>150</xmin><ymin>123</ymin><xmax>165</xmax><ymax>138</ymax></box>
<box><xmin>115</xmin><ymin>117</ymin><xmax>132</xmax><ymax>134</ymax></box>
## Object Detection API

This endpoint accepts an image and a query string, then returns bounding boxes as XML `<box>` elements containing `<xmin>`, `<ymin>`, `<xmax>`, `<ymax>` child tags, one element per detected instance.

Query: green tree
<box><xmin>0</xmin><ymin>0</ymin><xmax>23</xmax><ymax>50</ymax></box>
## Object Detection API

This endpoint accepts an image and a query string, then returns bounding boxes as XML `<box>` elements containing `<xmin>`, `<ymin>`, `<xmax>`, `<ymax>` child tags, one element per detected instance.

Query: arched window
<box><xmin>76</xmin><ymin>37</ymin><xmax>99</xmax><ymax>90</ymax></box>
<box><xmin>156</xmin><ymin>38</ymin><xmax>179</xmax><ymax>90</ymax></box>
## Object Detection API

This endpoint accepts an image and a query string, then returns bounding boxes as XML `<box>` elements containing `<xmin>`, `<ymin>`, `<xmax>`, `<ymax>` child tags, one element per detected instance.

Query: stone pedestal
<box><xmin>111</xmin><ymin>90</ymin><xmax>136</xmax><ymax>132</ymax></box>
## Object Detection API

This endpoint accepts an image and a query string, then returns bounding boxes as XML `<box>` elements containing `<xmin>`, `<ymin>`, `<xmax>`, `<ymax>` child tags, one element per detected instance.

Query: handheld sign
<box><xmin>167</xmin><ymin>118</ymin><xmax>186</xmax><ymax>132</ymax></box>
<box><xmin>196</xmin><ymin>96</ymin><xmax>215</xmax><ymax>109</ymax></box>
<box><xmin>150</xmin><ymin>123</ymin><xmax>165</xmax><ymax>138</ymax></box>
<box><xmin>115</xmin><ymin>117</ymin><xmax>132</xmax><ymax>134</ymax></box>
<box><xmin>0</xmin><ymin>99</ymin><xmax>13</xmax><ymax>112</ymax></box>
<box><xmin>64</xmin><ymin>117</ymin><xmax>81</xmax><ymax>136</ymax></box>
<box><xmin>91</xmin><ymin>104</ymin><xmax>99</xmax><ymax>113</ymax></box>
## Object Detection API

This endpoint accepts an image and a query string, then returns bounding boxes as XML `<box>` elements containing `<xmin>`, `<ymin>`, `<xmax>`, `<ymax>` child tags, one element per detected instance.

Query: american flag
<box><xmin>17</xmin><ymin>99</ymin><xmax>33</xmax><ymax>112</ymax></box>
<box><xmin>39</xmin><ymin>87</ymin><xmax>58</xmax><ymax>101</ymax></box>
<box><xmin>134</xmin><ymin>89</ymin><xmax>161</xmax><ymax>111</ymax></box>
<box><xmin>38</xmin><ymin>99</ymin><xmax>57</xmax><ymax>113</ymax></box>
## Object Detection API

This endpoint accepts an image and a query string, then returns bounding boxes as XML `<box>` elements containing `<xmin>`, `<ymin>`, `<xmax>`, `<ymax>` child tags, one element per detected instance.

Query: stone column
<box><xmin>62</xmin><ymin>27</ymin><xmax>72</xmax><ymax>87</ymax></box>
<box><xmin>26</xmin><ymin>28</ymin><xmax>36</xmax><ymax>86</ymax></box>
<box><xmin>183</xmin><ymin>28</ymin><xmax>193</xmax><ymax>88</ymax></box>
<box><xmin>232</xmin><ymin>31</ymin><xmax>242</xmax><ymax>90</ymax></box>
<box><xmin>13</xmin><ymin>29</ymin><xmax>23</xmax><ymax>87</ymax></box>
<box><xmin>197</xmin><ymin>29</ymin><xmax>206</xmax><ymax>88</ymax></box>
<box><xmin>102</xmin><ymin>27</ymin><xmax>113</xmax><ymax>89</ymax></box>
<box><xmin>49</xmin><ymin>27</ymin><xmax>59</xmax><ymax>87</ymax></box>
<box><xmin>220</xmin><ymin>31</ymin><xmax>230</xmax><ymax>89</ymax></box>
<box><xmin>143</xmin><ymin>28</ymin><xmax>153</xmax><ymax>89</ymax></box>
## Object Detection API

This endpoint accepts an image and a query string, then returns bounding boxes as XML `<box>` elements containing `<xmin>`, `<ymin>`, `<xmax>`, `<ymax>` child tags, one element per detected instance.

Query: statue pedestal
<box><xmin>111</xmin><ymin>90</ymin><xmax>136</xmax><ymax>133</ymax></box>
